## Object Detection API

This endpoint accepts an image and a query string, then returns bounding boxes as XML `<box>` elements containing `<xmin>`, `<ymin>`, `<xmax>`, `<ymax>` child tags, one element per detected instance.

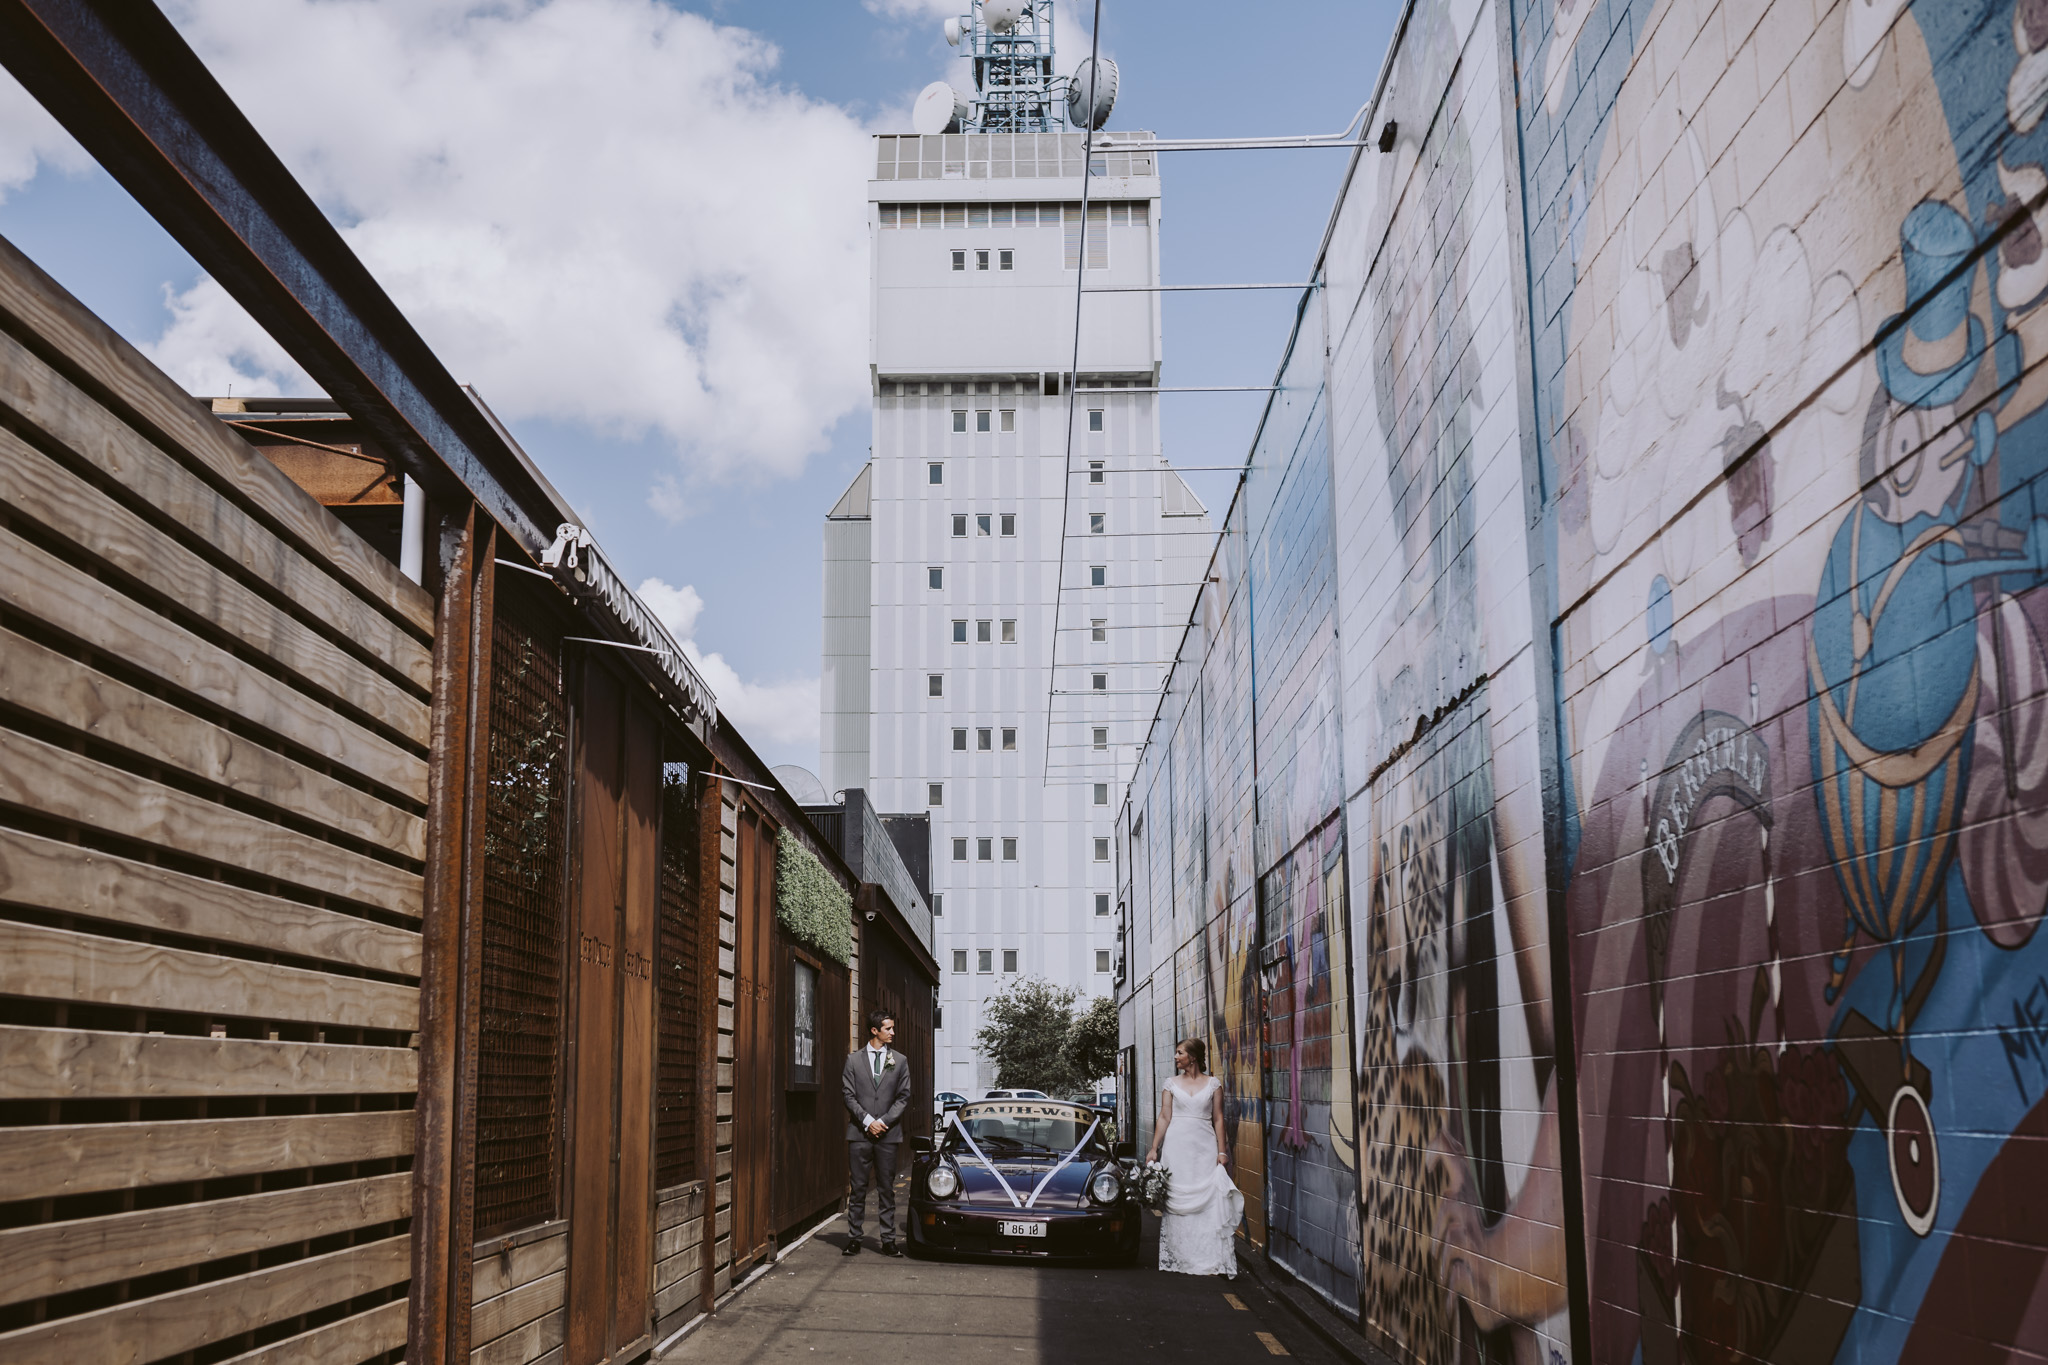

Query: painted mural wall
<box><xmin>1120</xmin><ymin>0</ymin><xmax>2048</xmax><ymax>1359</ymax></box>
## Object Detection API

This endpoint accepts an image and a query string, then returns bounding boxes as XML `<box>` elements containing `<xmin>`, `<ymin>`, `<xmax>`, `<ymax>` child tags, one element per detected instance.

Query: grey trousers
<box><xmin>847</xmin><ymin>1138</ymin><xmax>899</xmax><ymax>1241</ymax></box>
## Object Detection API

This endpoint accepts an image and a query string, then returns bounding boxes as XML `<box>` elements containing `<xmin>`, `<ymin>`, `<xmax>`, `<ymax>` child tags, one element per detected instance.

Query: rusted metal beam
<box><xmin>0</xmin><ymin>0</ymin><xmax>557</xmax><ymax>552</ymax></box>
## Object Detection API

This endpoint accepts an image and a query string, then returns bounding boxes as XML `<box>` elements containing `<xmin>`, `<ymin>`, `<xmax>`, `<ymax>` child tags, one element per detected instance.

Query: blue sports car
<box><xmin>906</xmin><ymin>1098</ymin><xmax>1141</xmax><ymax>1264</ymax></box>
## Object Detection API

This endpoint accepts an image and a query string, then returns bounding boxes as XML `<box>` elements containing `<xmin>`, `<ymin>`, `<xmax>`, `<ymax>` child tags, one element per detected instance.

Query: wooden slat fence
<box><xmin>0</xmin><ymin>235</ymin><xmax>430</xmax><ymax>1364</ymax></box>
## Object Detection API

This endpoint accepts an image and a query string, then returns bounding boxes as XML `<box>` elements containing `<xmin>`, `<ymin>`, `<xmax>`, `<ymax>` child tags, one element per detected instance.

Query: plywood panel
<box><xmin>0</xmin><ymin>728</ymin><xmax>423</xmax><ymax>918</ymax></box>
<box><xmin>566</xmin><ymin>661</ymin><xmax>623</xmax><ymax>1365</ymax></box>
<box><xmin>471</xmin><ymin>1267</ymin><xmax>564</xmax><ymax>1346</ymax></box>
<box><xmin>0</xmin><ymin>919</ymin><xmax>418</xmax><ymax>1031</ymax></box>
<box><xmin>0</xmin><ymin>626</ymin><xmax>425</xmax><ymax>855</ymax></box>
<box><xmin>471</xmin><ymin>1229</ymin><xmax>567</xmax><ymax>1304</ymax></box>
<box><xmin>11</xmin><ymin>1111</ymin><xmax>413</xmax><ymax>1202</ymax></box>
<box><xmin>214</xmin><ymin>1297</ymin><xmax>408</xmax><ymax>1365</ymax></box>
<box><xmin>0</xmin><ymin>827</ymin><xmax>420</xmax><ymax>976</ymax></box>
<box><xmin>0</xmin><ymin>1024</ymin><xmax>418</xmax><ymax>1099</ymax></box>
<box><xmin>0</xmin><ymin>526</ymin><xmax>427</xmax><ymax>800</ymax></box>
<box><xmin>0</xmin><ymin>426</ymin><xmax>429</xmax><ymax>741</ymax></box>
<box><xmin>473</xmin><ymin>1307</ymin><xmax>565</xmax><ymax>1365</ymax></box>
<box><xmin>613</xmin><ymin>700</ymin><xmax>659</xmax><ymax>1348</ymax></box>
<box><xmin>0</xmin><ymin>1232</ymin><xmax>410</xmax><ymax>1365</ymax></box>
<box><xmin>0</xmin><ymin>326</ymin><xmax>433</xmax><ymax>686</ymax></box>
<box><xmin>0</xmin><ymin>1171</ymin><xmax>410</xmax><ymax>1305</ymax></box>
<box><xmin>0</xmin><ymin>233</ymin><xmax>433</xmax><ymax>636</ymax></box>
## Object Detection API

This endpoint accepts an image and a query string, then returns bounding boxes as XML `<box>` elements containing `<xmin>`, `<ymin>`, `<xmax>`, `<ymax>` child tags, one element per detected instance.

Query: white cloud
<box><xmin>0</xmin><ymin>74</ymin><xmax>89</xmax><ymax>201</ymax></box>
<box><xmin>117</xmin><ymin>0</ymin><xmax>875</xmax><ymax>486</ymax></box>
<box><xmin>638</xmin><ymin>575</ymin><xmax>818</xmax><ymax>749</ymax></box>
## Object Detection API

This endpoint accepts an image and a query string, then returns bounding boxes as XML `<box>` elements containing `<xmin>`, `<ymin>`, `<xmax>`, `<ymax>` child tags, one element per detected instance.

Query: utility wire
<box><xmin>1044</xmin><ymin>0</ymin><xmax>1105</xmax><ymax>789</ymax></box>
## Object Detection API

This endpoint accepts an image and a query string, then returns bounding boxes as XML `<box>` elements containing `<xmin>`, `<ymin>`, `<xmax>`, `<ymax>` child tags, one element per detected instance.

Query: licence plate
<box><xmin>999</xmin><ymin>1220</ymin><xmax>1046</xmax><ymax>1238</ymax></box>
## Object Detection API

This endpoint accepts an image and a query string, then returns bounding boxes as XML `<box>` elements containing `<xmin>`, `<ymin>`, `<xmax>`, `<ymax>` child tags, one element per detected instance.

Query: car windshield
<box><xmin>949</xmin><ymin>1101</ymin><xmax>1108</xmax><ymax>1156</ymax></box>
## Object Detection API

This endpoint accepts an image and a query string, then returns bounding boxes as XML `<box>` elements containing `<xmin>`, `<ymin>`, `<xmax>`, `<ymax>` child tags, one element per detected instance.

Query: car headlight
<box><xmin>927</xmin><ymin>1163</ymin><xmax>960</xmax><ymax>1198</ymax></box>
<box><xmin>1089</xmin><ymin>1169</ymin><xmax>1121</xmax><ymax>1204</ymax></box>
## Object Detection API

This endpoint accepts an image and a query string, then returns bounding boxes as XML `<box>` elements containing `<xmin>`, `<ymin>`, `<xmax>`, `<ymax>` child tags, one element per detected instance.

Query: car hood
<box><xmin>944</xmin><ymin>1155</ymin><xmax>1116</xmax><ymax>1209</ymax></box>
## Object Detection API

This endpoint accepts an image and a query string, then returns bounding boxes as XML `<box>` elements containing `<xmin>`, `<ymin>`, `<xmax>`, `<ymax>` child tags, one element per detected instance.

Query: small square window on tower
<box><xmin>1001</xmin><ymin>727</ymin><xmax>1016</xmax><ymax>750</ymax></box>
<box><xmin>999</xmin><ymin>512</ymin><xmax>1015</xmax><ymax>535</ymax></box>
<box><xmin>977</xmin><ymin>513</ymin><xmax>991</xmax><ymax>535</ymax></box>
<box><xmin>930</xmin><ymin>462</ymin><xmax>945</xmax><ymax>484</ymax></box>
<box><xmin>952</xmin><ymin>249</ymin><xmax>965</xmax><ymax>270</ymax></box>
<box><xmin>929</xmin><ymin>783</ymin><xmax>944</xmax><ymax>806</ymax></box>
<box><xmin>1092</xmin><ymin>673</ymin><xmax>1107</xmax><ymax>691</ymax></box>
<box><xmin>1093</xmin><ymin>783</ymin><xmax>1109</xmax><ymax>805</ymax></box>
<box><xmin>1093</xmin><ymin>726</ymin><xmax>1108</xmax><ymax>750</ymax></box>
<box><xmin>1001</xmin><ymin>619</ymin><xmax>1016</xmax><ymax>642</ymax></box>
<box><xmin>933</xmin><ymin>893</ymin><xmax>944</xmax><ymax>916</ymax></box>
<box><xmin>1095</xmin><ymin>893</ymin><xmax>1111</xmax><ymax>916</ymax></box>
<box><xmin>977</xmin><ymin>837</ymin><xmax>993</xmax><ymax>861</ymax></box>
<box><xmin>952</xmin><ymin>514</ymin><xmax>967</xmax><ymax>537</ymax></box>
<box><xmin>952</xmin><ymin>410</ymin><xmax>967</xmax><ymax>433</ymax></box>
<box><xmin>977</xmin><ymin>728</ymin><xmax>992</xmax><ymax>751</ymax></box>
<box><xmin>1088</xmin><ymin>409</ymin><xmax>1103</xmax><ymax>432</ymax></box>
<box><xmin>1090</xmin><ymin>513</ymin><xmax>1104</xmax><ymax>534</ymax></box>
<box><xmin>952</xmin><ymin>727</ymin><xmax>967</xmax><ymax>750</ymax></box>
<box><xmin>1094</xmin><ymin>837</ymin><xmax>1110</xmax><ymax>862</ymax></box>
<box><xmin>977</xmin><ymin>619</ymin><xmax>991</xmax><ymax>642</ymax></box>
<box><xmin>1095</xmin><ymin>950</ymin><xmax>1111</xmax><ymax>973</ymax></box>
<box><xmin>929</xmin><ymin>567</ymin><xmax>944</xmax><ymax>589</ymax></box>
<box><xmin>1000</xmin><ymin>409</ymin><xmax>1015</xmax><ymax>432</ymax></box>
<box><xmin>928</xmin><ymin>673</ymin><xmax>945</xmax><ymax>697</ymax></box>
<box><xmin>952</xmin><ymin>837</ymin><xmax>968</xmax><ymax>861</ymax></box>
<box><xmin>953</xmin><ymin>949</ymin><xmax>968</xmax><ymax>973</ymax></box>
<box><xmin>1088</xmin><ymin>460</ymin><xmax>1104</xmax><ymax>484</ymax></box>
<box><xmin>999</xmin><ymin>836</ymin><xmax>1015</xmax><ymax>860</ymax></box>
<box><xmin>976</xmin><ymin>410</ymin><xmax>991</xmax><ymax>432</ymax></box>
<box><xmin>1091</xmin><ymin>618</ymin><xmax>1107</xmax><ymax>642</ymax></box>
<box><xmin>1090</xmin><ymin>565</ymin><xmax>1106</xmax><ymax>586</ymax></box>
<box><xmin>1003</xmin><ymin>949</ymin><xmax>1018</xmax><ymax>973</ymax></box>
<box><xmin>953</xmin><ymin>619</ymin><xmax>968</xmax><ymax>642</ymax></box>
<box><xmin>999</xmin><ymin>249</ymin><xmax>1013</xmax><ymax>270</ymax></box>
<box><xmin>978</xmin><ymin>949</ymin><xmax>993</xmax><ymax>973</ymax></box>
<box><xmin>976</xmin><ymin>249</ymin><xmax>989</xmax><ymax>270</ymax></box>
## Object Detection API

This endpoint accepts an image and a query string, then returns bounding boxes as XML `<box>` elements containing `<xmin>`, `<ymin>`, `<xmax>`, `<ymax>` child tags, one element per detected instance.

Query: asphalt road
<box><xmin>658</xmin><ymin>1182</ymin><xmax>1343</xmax><ymax>1364</ymax></box>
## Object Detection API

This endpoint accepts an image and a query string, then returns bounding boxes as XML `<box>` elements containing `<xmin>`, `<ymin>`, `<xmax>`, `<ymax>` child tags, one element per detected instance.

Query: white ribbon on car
<box><xmin>946</xmin><ymin>1110</ymin><xmax>1022</xmax><ymax>1208</ymax></box>
<box><xmin>1023</xmin><ymin>1117</ymin><xmax>1100</xmax><ymax>1209</ymax></box>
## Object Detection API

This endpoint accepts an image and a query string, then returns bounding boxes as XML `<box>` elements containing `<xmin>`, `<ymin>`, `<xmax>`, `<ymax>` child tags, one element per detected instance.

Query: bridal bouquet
<box><xmin>1135</xmin><ymin>1161</ymin><xmax>1171</xmax><ymax>1212</ymax></box>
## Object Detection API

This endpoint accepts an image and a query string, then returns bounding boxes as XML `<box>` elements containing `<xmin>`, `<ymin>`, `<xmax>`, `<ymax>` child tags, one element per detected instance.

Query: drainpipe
<box><xmin>399</xmin><ymin>475</ymin><xmax>426</xmax><ymax>583</ymax></box>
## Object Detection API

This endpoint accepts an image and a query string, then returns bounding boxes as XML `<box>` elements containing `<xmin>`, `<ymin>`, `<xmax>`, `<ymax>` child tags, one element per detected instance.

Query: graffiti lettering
<box><xmin>579</xmin><ymin>933</ymin><xmax>611</xmax><ymax>969</ymax></box>
<box><xmin>1998</xmin><ymin>976</ymin><xmax>2048</xmax><ymax>1103</ymax></box>
<box><xmin>1654</xmin><ymin>725</ymin><xmax>1771</xmax><ymax>886</ymax></box>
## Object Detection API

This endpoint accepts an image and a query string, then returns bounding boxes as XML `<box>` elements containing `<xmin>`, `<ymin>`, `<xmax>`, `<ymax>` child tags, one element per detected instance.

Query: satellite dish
<box><xmin>913</xmin><ymin>81</ymin><xmax>970</xmax><ymax>135</ymax></box>
<box><xmin>943</xmin><ymin>16</ymin><xmax>963</xmax><ymax>45</ymax></box>
<box><xmin>772</xmin><ymin>765</ymin><xmax>830</xmax><ymax>805</ymax></box>
<box><xmin>983</xmin><ymin>1</ymin><xmax>1025</xmax><ymax>32</ymax></box>
<box><xmin>1066</xmin><ymin>55</ymin><xmax>1118</xmax><ymax>130</ymax></box>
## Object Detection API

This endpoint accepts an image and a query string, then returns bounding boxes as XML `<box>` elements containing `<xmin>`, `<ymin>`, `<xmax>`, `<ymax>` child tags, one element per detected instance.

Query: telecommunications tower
<box><xmin>823</xmin><ymin>1</ymin><xmax>1207</xmax><ymax>1096</ymax></box>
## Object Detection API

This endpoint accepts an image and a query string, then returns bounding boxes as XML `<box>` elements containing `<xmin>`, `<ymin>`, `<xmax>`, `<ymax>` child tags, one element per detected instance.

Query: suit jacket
<box><xmin>843</xmin><ymin>1046</ymin><xmax>912</xmax><ymax>1144</ymax></box>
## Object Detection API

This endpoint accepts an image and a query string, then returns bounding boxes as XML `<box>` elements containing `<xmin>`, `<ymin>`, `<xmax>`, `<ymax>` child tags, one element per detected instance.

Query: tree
<box><xmin>1065</xmin><ymin>993</ymin><xmax>1119</xmax><ymax>1090</ymax></box>
<box><xmin>974</xmin><ymin>978</ymin><xmax>1121</xmax><ymax>1094</ymax></box>
<box><xmin>974</xmin><ymin>977</ymin><xmax>1077</xmax><ymax>1091</ymax></box>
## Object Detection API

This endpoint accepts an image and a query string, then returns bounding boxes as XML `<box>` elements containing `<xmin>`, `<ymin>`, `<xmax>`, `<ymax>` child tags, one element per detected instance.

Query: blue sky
<box><xmin>0</xmin><ymin>0</ymin><xmax>1399</xmax><ymax>772</ymax></box>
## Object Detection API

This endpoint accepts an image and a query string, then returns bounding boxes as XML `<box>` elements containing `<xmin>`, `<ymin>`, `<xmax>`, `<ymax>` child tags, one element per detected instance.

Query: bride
<box><xmin>1144</xmin><ymin>1037</ymin><xmax>1244</xmax><ymax>1276</ymax></box>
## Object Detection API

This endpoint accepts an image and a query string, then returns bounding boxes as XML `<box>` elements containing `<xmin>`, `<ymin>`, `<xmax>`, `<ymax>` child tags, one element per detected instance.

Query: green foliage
<box><xmin>974</xmin><ymin>977</ymin><xmax>1118</xmax><ymax>1093</ymax></box>
<box><xmin>774</xmin><ymin>829</ymin><xmax>852</xmax><ymax>966</ymax></box>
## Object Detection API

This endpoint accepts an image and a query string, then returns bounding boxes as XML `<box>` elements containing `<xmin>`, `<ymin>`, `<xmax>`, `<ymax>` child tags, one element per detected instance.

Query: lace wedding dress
<box><xmin>1157</xmin><ymin>1075</ymin><xmax>1244</xmax><ymax>1277</ymax></box>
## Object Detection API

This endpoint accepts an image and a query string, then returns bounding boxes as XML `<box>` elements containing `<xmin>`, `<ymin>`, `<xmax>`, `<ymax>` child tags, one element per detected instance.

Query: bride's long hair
<box><xmin>1174</xmin><ymin>1036</ymin><xmax>1208</xmax><ymax>1075</ymax></box>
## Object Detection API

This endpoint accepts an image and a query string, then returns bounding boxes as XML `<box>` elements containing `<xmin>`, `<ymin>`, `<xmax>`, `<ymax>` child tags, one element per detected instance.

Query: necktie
<box><xmin>871</xmin><ymin>1049</ymin><xmax>882</xmax><ymax>1079</ymax></box>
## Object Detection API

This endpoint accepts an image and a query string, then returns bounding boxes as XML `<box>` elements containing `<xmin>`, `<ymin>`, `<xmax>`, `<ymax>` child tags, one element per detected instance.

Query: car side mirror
<box><xmin>1115</xmin><ymin>1139</ymin><xmax>1135</xmax><ymax>1160</ymax></box>
<box><xmin>911</xmin><ymin>1136</ymin><xmax>934</xmax><ymax>1155</ymax></box>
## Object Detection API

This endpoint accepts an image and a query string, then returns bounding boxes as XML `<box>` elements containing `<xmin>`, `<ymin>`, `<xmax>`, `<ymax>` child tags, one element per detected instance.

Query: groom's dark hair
<box><xmin>866</xmin><ymin>1009</ymin><xmax>894</xmax><ymax>1038</ymax></box>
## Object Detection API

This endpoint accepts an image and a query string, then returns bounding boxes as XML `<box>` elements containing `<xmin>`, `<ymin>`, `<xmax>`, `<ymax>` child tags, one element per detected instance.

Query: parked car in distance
<box><xmin>1096</xmin><ymin>1091</ymin><xmax>1116</xmax><ymax>1109</ymax></box>
<box><xmin>935</xmin><ymin>1090</ymin><xmax>968</xmax><ymax>1122</ymax></box>
<box><xmin>982</xmin><ymin>1088</ymin><xmax>1050</xmax><ymax>1100</ymax></box>
<box><xmin>907</xmin><ymin>1097</ymin><xmax>1140</xmax><ymax>1264</ymax></box>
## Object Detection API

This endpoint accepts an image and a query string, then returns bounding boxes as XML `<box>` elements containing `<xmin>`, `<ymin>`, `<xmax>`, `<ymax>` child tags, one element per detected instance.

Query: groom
<box><xmin>842</xmin><ymin>1009</ymin><xmax>911</xmax><ymax>1256</ymax></box>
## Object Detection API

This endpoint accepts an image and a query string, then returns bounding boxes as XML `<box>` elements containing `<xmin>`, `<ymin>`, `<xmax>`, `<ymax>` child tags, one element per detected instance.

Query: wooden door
<box><xmin>732</xmin><ymin>806</ymin><xmax>777</xmax><ymax>1269</ymax></box>
<box><xmin>566</xmin><ymin>662</ymin><xmax>658</xmax><ymax>1364</ymax></box>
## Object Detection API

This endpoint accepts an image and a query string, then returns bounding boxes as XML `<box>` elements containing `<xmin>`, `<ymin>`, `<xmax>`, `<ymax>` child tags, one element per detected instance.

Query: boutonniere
<box><xmin>883</xmin><ymin>1053</ymin><xmax>898</xmax><ymax>1071</ymax></box>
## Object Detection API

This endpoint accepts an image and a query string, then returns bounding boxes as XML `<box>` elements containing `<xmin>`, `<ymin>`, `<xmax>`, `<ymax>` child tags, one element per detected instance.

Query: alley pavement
<box><xmin>659</xmin><ymin>1182</ymin><xmax>1346</xmax><ymax>1364</ymax></box>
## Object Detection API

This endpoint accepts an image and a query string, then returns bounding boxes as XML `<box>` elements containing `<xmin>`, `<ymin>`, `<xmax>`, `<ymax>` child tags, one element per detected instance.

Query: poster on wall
<box><xmin>790</xmin><ymin>956</ymin><xmax>818</xmax><ymax>1089</ymax></box>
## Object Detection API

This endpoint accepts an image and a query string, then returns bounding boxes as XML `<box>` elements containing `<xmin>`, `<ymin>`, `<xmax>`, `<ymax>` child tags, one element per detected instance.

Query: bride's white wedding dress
<box><xmin>1157</xmin><ymin>1075</ymin><xmax>1244</xmax><ymax>1277</ymax></box>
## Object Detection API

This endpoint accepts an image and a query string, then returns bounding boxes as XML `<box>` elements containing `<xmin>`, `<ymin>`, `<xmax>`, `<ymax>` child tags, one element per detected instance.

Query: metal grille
<box><xmin>655</xmin><ymin>765</ymin><xmax>702</xmax><ymax>1188</ymax></box>
<box><xmin>475</xmin><ymin>592</ymin><xmax>568</xmax><ymax>1236</ymax></box>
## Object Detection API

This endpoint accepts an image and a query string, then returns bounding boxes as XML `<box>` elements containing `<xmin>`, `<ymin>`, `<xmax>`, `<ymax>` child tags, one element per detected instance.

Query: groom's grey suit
<box><xmin>843</xmin><ymin>1045</ymin><xmax>912</xmax><ymax>1242</ymax></box>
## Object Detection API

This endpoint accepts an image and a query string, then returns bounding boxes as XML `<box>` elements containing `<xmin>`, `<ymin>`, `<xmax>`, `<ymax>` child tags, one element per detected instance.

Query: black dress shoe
<box><xmin>879</xmin><ymin>1240</ymin><xmax>901</xmax><ymax>1257</ymax></box>
<box><xmin>843</xmin><ymin>1239</ymin><xmax>862</xmax><ymax>1256</ymax></box>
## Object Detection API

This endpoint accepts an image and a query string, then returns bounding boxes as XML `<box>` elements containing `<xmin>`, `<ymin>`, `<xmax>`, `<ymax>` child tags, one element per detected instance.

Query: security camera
<box><xmin>864</xmin><ymin>910</ymin><xmax>877</xmax><ymax>922</ymax></box>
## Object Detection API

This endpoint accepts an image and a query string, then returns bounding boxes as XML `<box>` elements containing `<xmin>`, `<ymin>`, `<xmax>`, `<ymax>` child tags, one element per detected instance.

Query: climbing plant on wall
<box><xmin>774</xmin><ymin>828</ymin><xmax>853</xmax><ymax>966</ymax></box>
